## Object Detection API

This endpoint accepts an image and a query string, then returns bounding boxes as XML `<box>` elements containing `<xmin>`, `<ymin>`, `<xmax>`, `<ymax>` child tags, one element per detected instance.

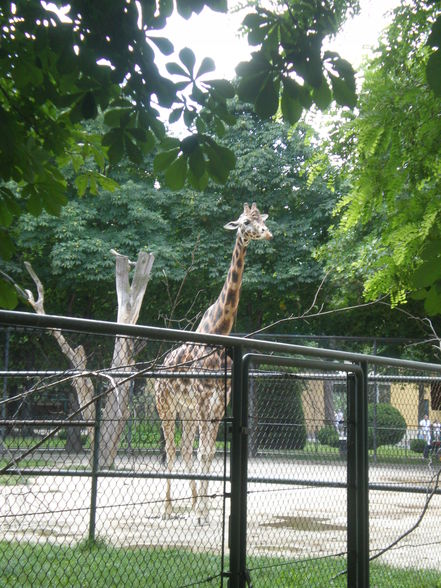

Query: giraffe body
<box><xmin>155</xmin><ymin>203</ymin><xmax>272</xmax><ymax>522</ymax></box>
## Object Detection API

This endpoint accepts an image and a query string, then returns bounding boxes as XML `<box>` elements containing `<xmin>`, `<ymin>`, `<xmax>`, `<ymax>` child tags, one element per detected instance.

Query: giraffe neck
<box><xmin>196</xmin><ymin>234</ymin><xmax>247</xmax><ymax>335</ymax></box>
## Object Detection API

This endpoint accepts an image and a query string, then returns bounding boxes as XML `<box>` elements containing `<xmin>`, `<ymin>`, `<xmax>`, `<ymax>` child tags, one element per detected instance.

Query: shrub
<box><xmin>410</xmin><ymin>438</ymin><xmax>426</xmax><ymax>454</ymax></box>
<box><xmin>252</xmin><ymin>376</ymin><xmax>307</xmax><ymax>450</ymax></box>
<box><xmin>368</xmin><ymin>403</ymin><xmax>406</xmax><ymax>448</ymax></box>
<box><xmin>317</xmin><ymin>425</ymin><xmax>340</xmax><ymax>448</ymax></box>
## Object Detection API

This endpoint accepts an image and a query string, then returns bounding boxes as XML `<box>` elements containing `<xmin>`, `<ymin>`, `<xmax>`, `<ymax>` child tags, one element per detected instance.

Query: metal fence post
<box><xmin>347</xmin><ymin>363</ymin><xmax>369</xmax><ymax>586</ymax></box>
<box><xmin>228</xmin><ymin>345</ymin><xmax>248</xmax><ymax>588</ymax></box>
<box><xmin>89</xmin><ymin>393</ymin><xmax>102</xmax><ymax>543</ymax></box>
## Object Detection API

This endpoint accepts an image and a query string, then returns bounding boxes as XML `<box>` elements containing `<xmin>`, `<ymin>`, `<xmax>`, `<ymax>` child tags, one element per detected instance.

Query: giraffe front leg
<box><xmin>196</xmin><ymin>420</ymin><xmax>220</xmax><ymax>525</ymax></box>
<box><xmin>156</xmin><ymin>395</ymin><xmax>177</xmax><ymax>520</ymax></box>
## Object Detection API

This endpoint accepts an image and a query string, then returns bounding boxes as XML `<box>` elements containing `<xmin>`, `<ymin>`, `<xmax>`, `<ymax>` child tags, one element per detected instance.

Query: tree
<box><xmin>24</xmin><ymin>250</ymin><xmax>155</xmax><ymax>467</ymax></box>
<box><xmin>13</xmin><ymin>108</ymin><xmax>340</xmax><ymax>333</ymax></box>
<box><xmin>1</xmin><ymin>0</ymin><xmax>360</xmax><ymax>307</ymax></box>
<box><xmin>320</xmin><ymin>1</ymin><xmax>441</xmax><ymax>316</ymax></box>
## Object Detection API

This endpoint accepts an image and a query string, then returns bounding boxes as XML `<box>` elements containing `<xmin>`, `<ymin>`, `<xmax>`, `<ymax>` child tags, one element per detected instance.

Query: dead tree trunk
<box><xmin>24</xmin><ymin>250</ymin><xmax>154</xmax><ymax>466</ymax></box>
<box><xmin>25</xmin><ymin>262</ymin><xmax>96</xmax><ymax>436</ymax></box>
<box><xmin>99</xmin><ymin>250</ymin><xmax>154</xmax><ymax>467</ymax></box>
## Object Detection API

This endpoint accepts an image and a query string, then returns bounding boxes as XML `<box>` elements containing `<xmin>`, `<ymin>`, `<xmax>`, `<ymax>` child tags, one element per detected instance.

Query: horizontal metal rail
<box><xmin>3</xmin><ymin>310</ymin><xmax>441</xmax><ymax>373</ymax></box>
<box><xmin>2</xmin><ymin>370</ymin><xmax>440</xmax><ymax>383</ymax></box>
<box><xmin>3</xmin><ymin>468</ymin><xmax>438</xmax><ymax>498</ymax></box>
<box><xmin>0</xmin><ymin>419</ymin><xmax>94</xmax><ymax>427</ymax></box>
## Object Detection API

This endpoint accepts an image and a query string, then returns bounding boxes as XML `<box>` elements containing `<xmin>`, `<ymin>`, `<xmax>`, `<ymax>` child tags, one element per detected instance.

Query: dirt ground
<box><xmin>1</xmin><ymin>454</ymin><xmax>440</xmax><ymax>573</ymax></box>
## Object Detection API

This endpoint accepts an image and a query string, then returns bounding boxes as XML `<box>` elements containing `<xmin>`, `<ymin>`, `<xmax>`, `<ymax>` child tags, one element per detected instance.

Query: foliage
<box><xmin>253</xmin><ymin>377</ymin><xmax>307</xmax><ymax>450</ymax></box>
<box><xmin>237</xmin><ymin>0</ymin><xmax>360</xmax><ymax>121</ymax></box>
<box><xmin>13</xmin><ymin>109</ymin><xmax>338</xmax><ymax>330</ymax></box>
<box><xmin>0</xmin><ymin>0</ymin><xmax>363</xmax><ymax>308</ymax></box>
<box><xmin>368</xmin><ymin>403</ymin><xmax>406</xmax><ymax>449</ymax></box>
<box><xmin>317</xmin><ymin>424</ymin><xmax>340</xmax><ymax>448</ymax></box>
<box><xmin>321</xmin><ymin>1</ymin><xmax>441</xmax><ymax>315</ymax></box>
<box><xmin>409</xmin><ymin>438</ymin><xmax>427</xmax><ymax>454</ymax></box>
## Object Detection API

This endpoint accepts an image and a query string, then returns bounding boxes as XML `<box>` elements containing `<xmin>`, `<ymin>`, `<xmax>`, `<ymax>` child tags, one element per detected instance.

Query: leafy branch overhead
<box><xmin>3</xmin><ymin>0</ymin><xmax>441</xmax><ymax>312</ymax></box>
<box><xmin>236</xmin><ymin>1</ymin><xmax>359</xmax><ymax>121</ymax></box>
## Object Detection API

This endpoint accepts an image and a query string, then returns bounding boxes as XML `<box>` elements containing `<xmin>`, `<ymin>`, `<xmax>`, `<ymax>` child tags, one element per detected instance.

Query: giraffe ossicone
<box><xmin>155</xmin><ymin>202</ymin><xmax>272</xmax><ymax>523</ymax></box>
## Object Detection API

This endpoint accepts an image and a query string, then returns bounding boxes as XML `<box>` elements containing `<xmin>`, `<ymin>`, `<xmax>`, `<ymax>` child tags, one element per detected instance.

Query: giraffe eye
<box><xmin>243</xmin><ymin>219</ymin><xmax>250</xmax><ymax>225</ymax></box>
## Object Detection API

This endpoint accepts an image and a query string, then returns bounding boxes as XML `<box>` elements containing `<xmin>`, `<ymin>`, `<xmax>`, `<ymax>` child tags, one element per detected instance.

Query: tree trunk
<box><xmin>24</xmin><ymin>250</ymin><xmax>154</xmax><ymax>468</ymax></box>
<box><xmin>99</xmin><ymin>251</ymin><xmax>154</xmax><ymax>467</ymax></box>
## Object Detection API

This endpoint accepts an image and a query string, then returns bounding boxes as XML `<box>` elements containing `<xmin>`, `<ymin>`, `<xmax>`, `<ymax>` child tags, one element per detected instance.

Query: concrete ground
<box><xmin>1</xmin><ymin>454</ymin><xmax>440</xmax><ymax>573</ymax></box>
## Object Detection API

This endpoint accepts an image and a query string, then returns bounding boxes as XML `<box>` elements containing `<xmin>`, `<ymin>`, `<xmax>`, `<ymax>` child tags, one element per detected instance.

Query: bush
<box><xmin>317</xmin><ymin>425</ymin><xmax>340</xmax><ymax>448</ymax></box>
<box><xmin>252</xmin><ymin>377</ymin><xmax>307</xmax><ymax>451</ymax></box>
<box><xmin>410</xmin><ymin>438</ymin><xmax>426</xmax><ymax>454</ymax></box>
<box><xmin>368</xmin><ymin>403</ymin><xmax>406</xmax><ymax>448</ymax></box>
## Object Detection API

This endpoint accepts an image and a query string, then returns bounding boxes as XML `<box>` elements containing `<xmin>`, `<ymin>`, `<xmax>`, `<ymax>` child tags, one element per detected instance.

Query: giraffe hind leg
<box><xmin>180</xmin><ymin>417</ymin><xmax>198</xmax><ymax>510</ymax></box>
<box><xmin>156</xmin><ymin>388</ymin><xmax>177</xmax><ymax>519</ymax></box>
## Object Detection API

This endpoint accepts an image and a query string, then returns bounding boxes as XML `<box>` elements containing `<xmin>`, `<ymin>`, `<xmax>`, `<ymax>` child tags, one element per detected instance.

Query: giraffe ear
<box><xmin>224</xmin><ymin>221</ymin><xmax>240</xmax><ymax>231</ymax></box>
<box><xmin>261</xmin><ymin>214</ymin><xmax>268</xmax><ymax>222</ymax></box>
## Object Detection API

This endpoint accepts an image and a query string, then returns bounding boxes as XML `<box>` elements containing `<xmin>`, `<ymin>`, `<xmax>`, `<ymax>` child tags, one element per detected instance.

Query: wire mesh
<box><xmin>1</xmin><ymin>320</ymin><xmax>441</xmax><ymax>587</ymax></box>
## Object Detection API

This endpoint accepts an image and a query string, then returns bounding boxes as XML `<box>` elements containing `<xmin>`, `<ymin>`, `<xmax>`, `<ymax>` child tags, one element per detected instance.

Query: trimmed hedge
<box><xmin>368</xmin><ymin>403</ymin><xmax>406</xmax><ymax>448</ymax></box>
<box><xmin>410</xmin><ymin>438</ymin><xmax>426</xmax><ymax>454</ymax></box>
<box><xmin>317</xmin><ymin>425</ymin><xmax>340</xmax><ymax>448</ymax></box>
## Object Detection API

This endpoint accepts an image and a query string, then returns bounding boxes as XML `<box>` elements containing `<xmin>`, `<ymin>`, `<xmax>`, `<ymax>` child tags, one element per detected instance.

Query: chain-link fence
<box><xmin>0</xmin><ymin>312</ymin><xmax>441</xmax><ymax>587</ymax></box>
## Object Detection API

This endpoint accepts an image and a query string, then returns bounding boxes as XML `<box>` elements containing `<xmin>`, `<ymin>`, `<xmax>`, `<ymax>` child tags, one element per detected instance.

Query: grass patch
<box><xmin>0</xmin><ymin>541</ymin><xmax>440</xmax><ymax>587</ymax></box>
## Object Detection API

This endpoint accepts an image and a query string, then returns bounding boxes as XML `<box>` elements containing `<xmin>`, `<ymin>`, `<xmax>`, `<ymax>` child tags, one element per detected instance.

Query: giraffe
<box><xmin>155</xmin><ymin>202</ymin><xmax>272</xmax><ymax>522</ymax></box>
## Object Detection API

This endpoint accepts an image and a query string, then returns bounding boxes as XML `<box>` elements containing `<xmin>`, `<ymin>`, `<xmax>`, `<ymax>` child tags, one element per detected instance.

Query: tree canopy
<box><xmin>319</xmin><ymin>0</ymin><xmax>441</xmax><ymax>316</ymax></box>
<box><xmin>1</xmin><ymin>0</ymin><xmax>360</xmax><ymax>307</ymax></box>
<box><xmin>13</xmin><ymin>107</ymin><xmax>338</xmax><ymax>331</ymax></box>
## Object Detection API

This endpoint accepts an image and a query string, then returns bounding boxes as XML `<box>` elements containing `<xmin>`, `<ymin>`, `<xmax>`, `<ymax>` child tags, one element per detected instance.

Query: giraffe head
<box><xmin>224</xmin><ymin>202</ymin><xmax>272</xmax><ymax>245</ymax></box>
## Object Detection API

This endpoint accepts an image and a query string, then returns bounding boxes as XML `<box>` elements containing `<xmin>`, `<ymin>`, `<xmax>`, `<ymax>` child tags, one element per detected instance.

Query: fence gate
<box><xmin>228</xmin><ymin>352</ymin><xmax>368</xmax><ymax>588</ymax></box>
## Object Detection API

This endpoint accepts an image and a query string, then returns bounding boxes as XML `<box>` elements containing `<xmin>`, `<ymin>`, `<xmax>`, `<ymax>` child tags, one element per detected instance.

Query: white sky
<box><xmin>162</xmin><ymin>0</ymin><xmax>401</xmax><ymax>79</ymax></box>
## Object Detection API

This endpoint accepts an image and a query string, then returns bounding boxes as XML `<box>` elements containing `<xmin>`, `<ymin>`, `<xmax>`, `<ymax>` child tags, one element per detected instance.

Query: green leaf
<box><xmin>104</xmin><ymin>108</ymin><xmax>132</xmax><ymax>128</ymax></box>
<box><xmin>206</xmin><ymin>0</ymin><xmax>227</xmax><ymax>13</ymax></box>
<box><xmin>205</xmin><ymin>143</ymin><xmax>235</xmax><ymax>184</ymax></box>
<box><xmin>207</xmin><ymin>79</ymin><xmax>235</xmax><ymax>99</ymax></box>
<box><xmin>330</xmin><ymin>74</ymin><xmax>357</xmax><ymax>108</ymax></box>
<box><xmin>169</xmin><ymin>108</ymin><xmax>183</xmax><ymax>123</ymax></box>
<box><xmin>104</xmin><ymin>129</ymin><xmax>125</xmax><ymax>165</ymax></box>
<box><xmin>127</xmin><ymin>128</ymin><xmax>147</xmax><ymax>142</ymax></box>
<box><xmin>188</xmin><ymin>167</ymin><xmax>209</xmax><ymax>190</ymax></box>
<box><xmin>75</xmin><ymin>174</ymin><xmax>89</xmax><ymax>197</ymax></box>
<box><xmin>96</xmin><ymin>174</ymin><xmax>119</xmax><ymax>192</ymax></box>
<box><xmin>81</xmin><ymin>91</ymin><xmax>98</xmax><ymax>119</ymax></box>
<box><xmin>180</xmin><ymin>135</ymin><xmax>199</xmax><ymax>155</ymax></box>
<box><xmin>281</xmin><ymin>89</ymin><xmax>303</xmax><ymax>124</ymax></box>
<box><xmin>428</xmin><ymin>15</ymin><xmax>441</xmax><ymax>48</ymax></box>
<box><xmin>179</xmin><ymin>48</ymin><xmax>196</xmax><ymax>77</ymax></box>
<box><xmin>125</xmin><ymin>136</ymin><xmax>143</xmax><ymax>164</ymax></box>
<box><xmin>0</xmin><ymin>230</ymin><xmax>15</xmax><ymax>261</ymax></box>
<box><xmin>283</xmin><ymin>77</ymin><xmax>312</xmax><ymax>109</ymax></box>
<box><xmin>165</xmin><ymin>62</ymin><xmax>190</xmax><ymax>78</ymax></box>
<box><xmin>164</xmin><ymin>155</ymin><xmax>187</xmax><ymax>190</ymax></box>
<box><xmin>0</xmin><ymin>201</ymin><xmax>13</xmax><ymax>227</ymax></box>
<box><xmin>424</xmin><ymin>283</ymin><xmax>441</xmax><ymax>315</ymax></box>
<box><xmin>196</xmin><ymin>57</ymin><xmax>216</xmax><ymax>78</ymax></box>
<box><xmin>412</xmin><ymin>258</ymin><xmax>441</xmax><ymax>288</ymax></box>
<box><xmin>313</xmin><ymin>78</ymin><xmax>332</xmax><ymax>110</ymax></box>
<box><xmin>153</xmin><ymin>148</ymin><xmax>180</xmax><ymax>173</ymax></box>
<box><xmin>148</xmin><ymin>36</ymin><xmax>174</xmax><ymax>55</ymax></box>
<box><xmin>237</xmin><ymin>72</ymin><xmax>267</xmax><ymax>102</ymax></box>
<box><xmin>0</xmin><ymin>278</ymin><xmax>17</xmax><ymax>309</ymax></box>
<box><xmin>426</xmin><ymin>50</ymin><xmax>441</xmax><ymax>96</ymax></box>
<box><xmin>189</xmin><ymin>146</ymin><xmax>205</xmax><ymax>178</ymax></box>
<box><xmin>26</xmin><ymin>191</ymin><xmax>43</xmax><ymax>216</ymax></box>
<box><xmin>255</xmin><ymin>77</ymin><xmax>279</xmax><ymax>118</ymax></box>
